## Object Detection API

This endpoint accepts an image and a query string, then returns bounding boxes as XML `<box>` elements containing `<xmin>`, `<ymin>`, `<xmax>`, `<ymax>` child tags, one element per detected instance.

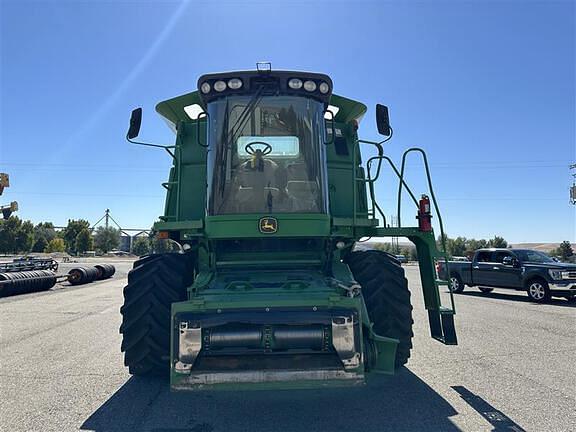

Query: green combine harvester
<box><xmin>120</xmin><ymin>64</ymin><xmax>456</xmax><ymax>391</ymax></box>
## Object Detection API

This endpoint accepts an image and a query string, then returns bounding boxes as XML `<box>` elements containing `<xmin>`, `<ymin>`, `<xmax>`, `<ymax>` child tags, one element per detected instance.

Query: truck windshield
<box><xmin>206</xmin><ymin>95</ymin><xmax>328</xmax><ymax>215</ymax></box>
<box><xmin>514</xmin><ymin>250</ymin><xmax>555</xmax><ymax>263</ymax></box>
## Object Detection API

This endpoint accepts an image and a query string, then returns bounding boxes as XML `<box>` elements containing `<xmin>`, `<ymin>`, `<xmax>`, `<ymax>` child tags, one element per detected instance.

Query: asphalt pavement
<box><xmin>1</xmin><ymin>259</ymin><xmax>574</xmax><ymax>432</ymax></box>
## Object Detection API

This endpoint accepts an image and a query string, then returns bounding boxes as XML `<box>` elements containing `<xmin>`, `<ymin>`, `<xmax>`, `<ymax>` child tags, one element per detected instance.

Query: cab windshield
<box><xmin>206</xmin><ymin>95</ymin><xmax>328</xmax><ymax>215</ymax></box>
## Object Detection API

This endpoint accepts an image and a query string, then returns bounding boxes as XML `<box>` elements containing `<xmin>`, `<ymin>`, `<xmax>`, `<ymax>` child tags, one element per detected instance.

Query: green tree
<box><xmin>75</xmin><ymin>228</ymin><xmax>94</xmax><ymax>254</ymax></box>
<box><xmin>63</xmin><ymin>219</ymin><xmax>91</xmax><ymax>254</ymax></box>
<box><xmin>32</xmin><ymin>222</ymin><xmax>57</xmax><ymax>252</ymax></box>
<box><xmin>466</xmin><ymin>238</ymin><xmax>488</xmax><ymax>252</ymax></box>
<box><xmin>0</xmin><ymin>216</ymin><xmax>21</xmax><ymax>253</ymax></box>
<box><xmin>555</xmin><ymin>241</ymin><xmax>574</xmax><ymax>261</ymax></box>
<box><xmin>132</xmin><ymin>236</ymin><xmax>151</xmax><ymax>256</ymax></box>
<box><xmin>487</xmin><ymin>235</ymin><xmax>508</xmax><ymax>248</ymax></box>
<box><xmin>45</xmin><ymin>238</ymin><xmax>65</xmax><ymax>253</ymax></box>
<box><xmin>15</xmin><ymin>220</ymin><xmax>35</xmax><ymax>253</ymax></box>
<box><xmin>94</xmin><ymin>226</ymin><xmax>120</xmax><ymax>253</ymax></box>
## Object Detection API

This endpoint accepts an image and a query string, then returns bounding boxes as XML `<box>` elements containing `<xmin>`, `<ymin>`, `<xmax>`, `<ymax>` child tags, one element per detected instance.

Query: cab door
<box><xmin>492</xmin><ymin>251</ymin><xmax>522</xmax><ymax>288</ymax></box>
<box><xmin>472</xmin><ymin>251</ymin><xmax>496</xmax><ymax>286</ymax></box>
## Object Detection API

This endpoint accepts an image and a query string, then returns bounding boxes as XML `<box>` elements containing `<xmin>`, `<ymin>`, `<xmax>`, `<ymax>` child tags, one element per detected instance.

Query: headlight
<box><xmin>319</xmin><ymin>82</ymin><xmax>330</xmax><ymax>94</ymax></box>
<box><xmin>303</xmin><ymin>80</ymin><xmax>317</xmax><ymax>92</ymax></box>
<box><xmin>549</xmin><ymin>270</ymin><xmax>562</xmax><ymax>280</ymax></box>
<box><xmin>213</xmin><ymin>80</ymin><xmax>227</xmax><ymax>92</ymax></box>
<box><xmin>200</xmin><ymin>82</ymin><xmax>211</xmax><ymax>94</ymax></box>
<box><xmin>288</xmin><ymin>78</ymin><xmax>303</xmax><ymax>89</ymax></box>
<box><xmin>228</xmin><ymin>78</ymin><xmax>242</xmax><ymax>90</ymax></box>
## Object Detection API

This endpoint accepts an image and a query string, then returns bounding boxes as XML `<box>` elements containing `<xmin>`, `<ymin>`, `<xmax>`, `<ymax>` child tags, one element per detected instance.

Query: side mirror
<box><xmin>127</xmin><ymin>108</ymin><xmax>142</xmax><ymax>140</ymax></box>
<box><xmin>503</xmin><ymin>256</ymin><xmax>519</xmax><ymax>267</ymax></box>
<box><xmin>376</xmin><ymin>104</ymin><xmax>391</xmax><ymax>136</ymax></box>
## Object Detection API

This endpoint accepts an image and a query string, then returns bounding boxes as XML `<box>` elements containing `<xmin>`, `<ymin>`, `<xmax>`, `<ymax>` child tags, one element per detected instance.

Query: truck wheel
<box><xmin>346</xmin><ymin>250</ymin><xmax>413</xmax><ymax>368</ymax></box>
<box><xmin>449</xmin><ymin>274</ymin><xmax>464</xmax><ymax>293</ymax></box>
<box><xmin>119</xmin><ymin>253</ymin><xmax>194</xmax><ymax>376</ymax></box>
<box><xmin>526</xmin><ymin>279</ymin><xmax>551</xmax><ymax>303</ymax></box>
<box><xmin>479</xmin><ymin>287</ymin><xmax>494</xmax><ymax>293</ymax></box>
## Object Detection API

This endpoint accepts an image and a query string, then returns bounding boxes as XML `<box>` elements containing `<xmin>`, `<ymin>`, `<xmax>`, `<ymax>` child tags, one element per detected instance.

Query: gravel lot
<box><xmin>0</xmin><ymin>259</ymin><xmax>574</xmax><ymax>431</ymax></box>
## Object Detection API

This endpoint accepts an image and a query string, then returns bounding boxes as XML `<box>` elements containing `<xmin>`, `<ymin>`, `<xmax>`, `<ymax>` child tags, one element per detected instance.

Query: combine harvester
<box><xmin>120</xmin><ymin>65</ymin><xmax>456</xmax><ymax>390</ymax></box>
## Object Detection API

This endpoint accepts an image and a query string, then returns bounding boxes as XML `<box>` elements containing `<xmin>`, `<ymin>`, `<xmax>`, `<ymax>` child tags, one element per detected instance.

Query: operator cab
<box><xmin>198</xmin><ymin>70</ymin><xmax>333</xmax><ymax>215</ymax></box>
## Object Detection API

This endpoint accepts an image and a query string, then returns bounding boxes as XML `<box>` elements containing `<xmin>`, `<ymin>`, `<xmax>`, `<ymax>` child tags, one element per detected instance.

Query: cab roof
<box><xmin>155</xmin><ymin>90</ymin><xmax>367</xmax><ymax>132</ymax></box>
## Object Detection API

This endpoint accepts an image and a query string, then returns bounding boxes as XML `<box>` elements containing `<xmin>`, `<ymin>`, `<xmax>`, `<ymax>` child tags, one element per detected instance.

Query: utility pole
<box><xmin>570</xmin><ymin>164</ymin><xmax>576</xmax><ymax>205</ymax></box>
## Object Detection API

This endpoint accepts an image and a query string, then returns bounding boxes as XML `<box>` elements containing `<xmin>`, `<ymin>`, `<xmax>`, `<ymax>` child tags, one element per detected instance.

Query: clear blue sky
<box><xmin>1</xmin><ymin>0</ymin><xmax>574</xmax><ymax>243</ymax></box>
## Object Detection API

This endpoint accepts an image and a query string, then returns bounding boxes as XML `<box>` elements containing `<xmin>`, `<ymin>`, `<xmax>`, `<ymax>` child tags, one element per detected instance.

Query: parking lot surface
<box><xmin>1</xmin><ymin>260</ymin><xmax>574</xmax><ymax>431</ymax></box>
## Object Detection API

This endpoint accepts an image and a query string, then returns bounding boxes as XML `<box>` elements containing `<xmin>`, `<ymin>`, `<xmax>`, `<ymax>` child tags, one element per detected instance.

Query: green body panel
<box><xmin>205</xmin><ymin>214</ymin><xmax>330</xmax><ymax>238</ymax></box>
<box><xmin>142</xmin><ymin>74</ymin><xmax>455</xmax><ymax>390</ymax></box>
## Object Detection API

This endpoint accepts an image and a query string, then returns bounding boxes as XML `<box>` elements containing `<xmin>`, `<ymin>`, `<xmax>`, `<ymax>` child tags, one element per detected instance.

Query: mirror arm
<box><xmin>126</xmin><ymin>135</ymin><xmax>177</xmax><ymax>159</ymax></box>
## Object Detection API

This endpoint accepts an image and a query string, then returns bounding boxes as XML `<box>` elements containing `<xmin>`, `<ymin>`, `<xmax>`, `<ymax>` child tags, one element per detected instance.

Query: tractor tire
<box><xmin>346</xmin><ymin>250</ymin><xmax>414</xmax><ymax>368</ymax></box>
<box><xmin>119</xmin><ymin>253</ymin><xmax>194</xmax><ymax>376</ymax></box>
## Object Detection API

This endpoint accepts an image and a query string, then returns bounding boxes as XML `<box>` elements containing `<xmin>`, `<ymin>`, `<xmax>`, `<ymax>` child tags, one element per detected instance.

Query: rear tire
<box><xmin>449</xmin><ymin>274</ymin><xmax>464</xmax><ymax>293</ymax></box>
<box><xmin>119</xmin><ymin>253</ymin><xmax>194</xmax><ymax>376</ymax></box>
<box><xmin>346</xmin><ymin>250</ymin><xmax>413</xmax><ymax>368</ymax></box>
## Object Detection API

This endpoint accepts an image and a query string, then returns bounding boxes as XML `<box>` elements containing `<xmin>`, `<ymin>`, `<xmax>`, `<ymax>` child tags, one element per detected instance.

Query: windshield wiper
<box><xmin>224</xmin><ymin>85</ymin><xmax>265</xmax><ymax>148</ymax></box>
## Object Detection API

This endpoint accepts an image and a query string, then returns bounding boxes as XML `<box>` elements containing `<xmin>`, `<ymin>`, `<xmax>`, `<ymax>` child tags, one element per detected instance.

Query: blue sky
<box><xmin>1</xmin><ymin>0</ymin><xmax>574</xmax><ymax>243</ymax></box>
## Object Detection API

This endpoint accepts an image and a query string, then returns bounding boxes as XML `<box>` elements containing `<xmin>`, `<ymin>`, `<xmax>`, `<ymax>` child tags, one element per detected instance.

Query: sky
<box><xmin>1</xmin><ymin>0</ymin><xmax>574</xmax><ymax>243</ymax></box>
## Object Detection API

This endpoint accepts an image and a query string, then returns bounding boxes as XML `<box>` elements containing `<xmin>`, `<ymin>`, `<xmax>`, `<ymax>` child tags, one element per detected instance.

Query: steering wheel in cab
<box><xmin>244</xmin><ymin>142</ymin><xmax>272</xmax><ymax>156</ymax></box>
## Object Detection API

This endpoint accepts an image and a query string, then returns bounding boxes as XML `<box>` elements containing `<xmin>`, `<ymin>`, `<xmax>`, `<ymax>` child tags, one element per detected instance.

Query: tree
<box><xmin>132</xmin><ymin>236</ymin><xmax>151</xmax><ymax>256</ymax></box>
<box><xmin>556</xmin><ymin>241</ymin><xmax>574</xmax><ymax>261</ymax></box>
<box><xmin>32</xmin><ymin>222</ymin><xmax>57</xmax><ymax>252</ymax></box>
<box><xmin>45</xmin><ymin>238</ymin><xmax>65</xmax><ymax>253</ymax></box>
<box><xmin>487</xmin><ymin>235</ymin><xmax>508</xmax><ymax>248</ymax></box>
<box><xmin>466</xmin><ymin>238</ymin><xmax>488</xmax><ymax>252</ymax></box>
<box><xmin>94</xmin><ymin>226</ymin><xmax>120</xmax><ymax>253</ymax></box>
<box><xmin>0</xmin><ymin>216</ymin><xmax>21</xmax><ymax>253</ymax></box>
<box><xmin>15</xmin><ymin>220</ymin><xmax>35</xmax><ymax>253</ymax></box>
<box><xmin>63</xmin><ymin>219</ymin><xmax>91</xmax><ymax>254</ymax></box>
<box><xmin>75</xmin><ymin>228</ymin><xmax>94</xmax><ymax>254</ymax></box>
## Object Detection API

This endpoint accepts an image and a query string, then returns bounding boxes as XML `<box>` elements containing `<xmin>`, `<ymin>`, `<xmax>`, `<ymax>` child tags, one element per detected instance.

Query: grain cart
<box><xmin>121</xmin><ymin>65</ymin><xmax>456</xmax><ymax>390</ymax></box>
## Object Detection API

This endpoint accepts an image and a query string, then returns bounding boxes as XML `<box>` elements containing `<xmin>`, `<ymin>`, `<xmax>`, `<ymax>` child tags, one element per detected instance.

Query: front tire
<box><xmin>346</xmin><ymin>250</ymin><xmax>414</xmax><ymax>368</ymax></box>
<box><xmin>119</xmin><ymin>253</ymin><xmax>194</xmax><ymax>376</ymax></box>
<box><xmin>526</xmin><ymin>279</ymin><xmax>551</xmax><ymax>303</ymax></box>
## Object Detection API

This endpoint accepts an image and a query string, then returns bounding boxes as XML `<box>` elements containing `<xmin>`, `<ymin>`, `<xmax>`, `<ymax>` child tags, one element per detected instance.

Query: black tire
<box><xmin>449</xmin><ymin>273</ymin><xmax>464</xmax><ymax>293</ymax></box>
<box><xmin>119</xmin><ymin>253</ymin><xmax>194</xmax><ymax>376</ymax></box>
<box><xmin>346</xmin><ymin>250</ymin><xmax>413</xmax><ymax>368</ymax></box>
<box><xmin>479</xmin><ymin>287</ymin><xmax>494</xmax><ymax>294</ymax></box>
<box><xmin>526</xmin><ymin>278</ymin><xmax>551</xmax><ymax>303</ymax></box>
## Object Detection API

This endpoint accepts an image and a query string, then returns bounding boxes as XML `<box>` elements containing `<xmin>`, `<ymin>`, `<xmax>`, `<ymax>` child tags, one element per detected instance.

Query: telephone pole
<box><xmin>570</xmin><ymin>164</ymin><xmax>576</xmax><ymax>205</ymax></box>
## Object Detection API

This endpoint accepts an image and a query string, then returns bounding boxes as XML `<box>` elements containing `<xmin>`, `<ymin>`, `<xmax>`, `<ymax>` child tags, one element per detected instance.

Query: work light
<box><xmin>288</xmin><ymin>78</ymin><xmax>303</xmax><ymax>89</ymax></box>
<box><xmin>214</xmin><ymin>80</ymin><xmax>227</xmax><ymax>92</ymax></box>
<box><xmin>319</xmin><ymin>82</ymin><xmax>330</xmax><ymax>94</ymax></box>
<box><xmin>200</xmin><ymin>82</ymin><xmax>211</xmax><ymax>94</ymax></box>
<box><xmin>303</xmin><ymin>80</ymin><xmax>317</xmax><ymax>92</ymax></box>
<box><xmin>228</xmin><ymin>78</ymin><xmax>243</xmax><ymax>90</ymax></box>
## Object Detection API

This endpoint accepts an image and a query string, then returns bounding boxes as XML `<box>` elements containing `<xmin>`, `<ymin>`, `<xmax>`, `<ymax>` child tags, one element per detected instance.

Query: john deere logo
<box><xmin>259</xmin><ymin>217</ymin><xmax>278</xmax><ymax>234</ymax></box>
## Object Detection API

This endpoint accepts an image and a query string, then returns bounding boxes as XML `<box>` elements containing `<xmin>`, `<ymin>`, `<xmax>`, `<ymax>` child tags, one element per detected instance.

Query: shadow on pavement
<box><xmin>451</xmin><ymin>386</ymin><xmax>526</xmax><ymax>431</ymax></box>
<box><xmin>81</xmin><ymin>368</ymin><xmax>460</xmax><ymax>432</ymax></box>
<box><xmin>454</xmin><ymin>290</ymin><xmax>576</xmax><ymax>308</ymax></box>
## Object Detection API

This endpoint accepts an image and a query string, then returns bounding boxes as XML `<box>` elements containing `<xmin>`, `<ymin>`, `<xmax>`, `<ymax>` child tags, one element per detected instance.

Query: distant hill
<box><xmin>357</xmin><ymin>240</ymin><xmax>575</xmax><ymax>253</ymax></box>
<box><xmin>510</xmin><ymin>243</ymin><xmax>576</xmax><ymax>253</ymax></box>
